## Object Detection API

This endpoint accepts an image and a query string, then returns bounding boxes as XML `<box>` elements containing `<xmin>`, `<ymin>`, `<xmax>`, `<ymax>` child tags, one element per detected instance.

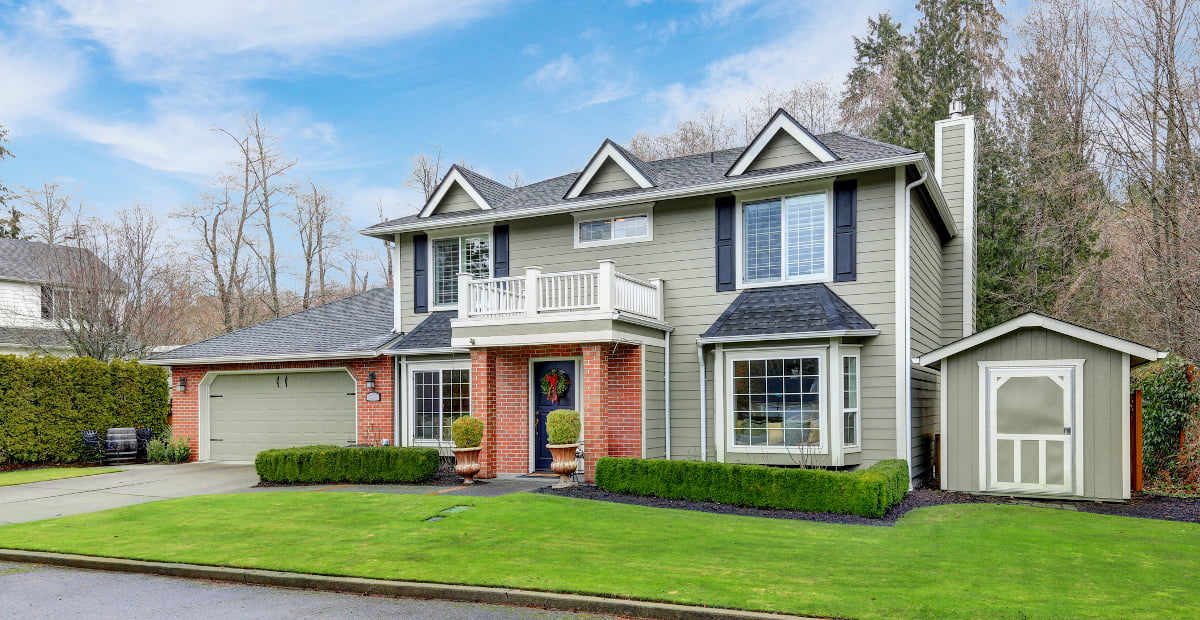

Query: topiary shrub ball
<box><xmin>547</xmin><ymin>409</ymin><xmax>581</xmax><ymax>445</ymax></box>
<box><xmin>451</xmin><ymin>416</ymin><xmax>484</xmax><ymax>449</ymax></box>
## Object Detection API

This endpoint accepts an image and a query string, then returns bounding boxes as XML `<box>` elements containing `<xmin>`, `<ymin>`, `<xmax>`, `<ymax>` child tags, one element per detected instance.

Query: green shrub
<box><xmin>595</xmin><ymin>458</ymin><xmax>909</xmax><ymax>519</ymax></box>
<box><xmin>452</xmin><ymin>416</ymin><xmax>484</xmax><ymax>448</ymax></box>
<box><xmin>1134</xmin><ymin>356</ymin><xmax>1200</xmax><ymax>480</ymax></box>
<box><xmin>0</xmin><ymin>355</ymin><xmax>168</xmax><ymax>465</ymax></box>
<box><xmin>255</xmin><ymin>445</ymin><xmax>440</xmax><ymax>484</ymax></box>
<box><xmin>546</xmin><ymin>409</ymin><xmax>581</xmax><ymax>444</ymax></box>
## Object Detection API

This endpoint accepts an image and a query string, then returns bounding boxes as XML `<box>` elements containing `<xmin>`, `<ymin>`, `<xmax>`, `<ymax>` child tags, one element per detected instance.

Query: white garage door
<box><xmin>208</xmin><ymin>371</ymin><xmax>357</xmax><ymax>461</ymax></box>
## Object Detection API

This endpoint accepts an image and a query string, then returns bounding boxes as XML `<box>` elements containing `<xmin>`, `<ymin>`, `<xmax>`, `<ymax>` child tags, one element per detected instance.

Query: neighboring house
<box><xmin>148</xmin><ymin>106</ymin><xmax>1157</xmax><ymax>501</ymax></box>
<box><xmin>0</xmin><ymin>238</ymin><xmax>99</xmax><ymax>355</ymax></box>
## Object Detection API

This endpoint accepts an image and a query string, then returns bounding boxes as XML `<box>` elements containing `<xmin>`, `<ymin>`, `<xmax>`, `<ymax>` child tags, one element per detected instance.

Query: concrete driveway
<box><xmin>0</xmin><ymin>463</ymin><xmax>259</xmax><ymax>525</ymax></box>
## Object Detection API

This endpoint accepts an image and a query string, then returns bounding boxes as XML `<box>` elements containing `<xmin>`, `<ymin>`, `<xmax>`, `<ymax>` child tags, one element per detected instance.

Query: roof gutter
<box><xmin>361</xmin><ymin>154</ymin><xmax>956</xmax><ymax>238</ymax></box>
<box><xmin>697</xmin><ymin>329</ymin><xmax>880</xmax><ymax>345</ymax></box>
<box><xmin>141</xmin><ymin>350</ymin><xmax>384</xmax><ymax>366</ymax></box>
<box><xmin>383</xmin><ymin>347</ymin><xmax>470</xmax><ymax>356</ymax></box>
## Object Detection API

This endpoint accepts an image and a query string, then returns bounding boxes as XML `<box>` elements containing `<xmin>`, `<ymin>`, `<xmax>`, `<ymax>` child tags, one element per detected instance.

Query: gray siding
<box><xmin>938</xmin><ymin>123</ymin><xmax>971</xmax><ymax>341</ymax></box>
<box><xmin>432</xmin><ymin>183</ymin><xmax>482</xmax><ymax>214</ymax></box>
<box><xmin>643</xmin><ymin>344</ymin><xmax>666</xmax><ymax>459</ymax></box>
<box><xmin>941</xmin><ymin>328</ymin><xmax>1127</xmax><ymax>500</ymax></box>
<box><xmin>910</xmin><ymin>190</ymin><xmax>944</xmax><ymax>481</ymax></box>
<box><xmin>745</xmin><ymin>132</ymin><xmax>819</xmax><ymax>172</ymax></box>
<box><xmin>581</xmin><ymin>159</ymin><xmax>640</xmax><ymax>195</ymax></box>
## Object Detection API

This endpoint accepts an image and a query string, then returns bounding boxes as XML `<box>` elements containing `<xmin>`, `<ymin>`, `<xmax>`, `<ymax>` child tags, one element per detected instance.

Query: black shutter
<box><xmin>413</xmin><ymin>234</ymin><xmax>429</xmax><ymax>313</ymax></box>
<box><xmin>715</xmin><ymin>196</ymin><xmax>736</xmax><ymax>292</ymax></box>
<box><xmin>493</xmin><ymin>224</ymin><xmax>510</xmax><ymax>278</ymax></box>
<box><xmin>833</xmin><ymin>179</ymin><xmax>857</xmax><ymax>282</ymax></box>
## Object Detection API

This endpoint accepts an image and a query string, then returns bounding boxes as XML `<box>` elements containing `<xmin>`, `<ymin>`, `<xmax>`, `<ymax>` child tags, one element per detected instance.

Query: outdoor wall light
<box><xmin>364</xmin><ymin>371</ymin><xmax>381</xmax><ymax>402</ymax></box>
<box><xmin>366</xmin><ymin>372</ymin><xmax>377</xmax><ymax>390</ymax></box>
<box><xmin>176</xmin><ymin>376</ymin><xmax>188</xmax><ymax>393</ymax></box>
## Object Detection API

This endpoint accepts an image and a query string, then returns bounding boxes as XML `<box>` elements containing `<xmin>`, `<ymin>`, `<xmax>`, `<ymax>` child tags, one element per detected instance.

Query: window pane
<box><xmin>731</xmin><ymin>356</ymin><xmax>821</xmax><ymax>448</ymax></box>
<box><xmin>844</xmin><ymin>410</ymin><xmax>858</xmax><ymax>445</ymax></box>
<box><xmin>413</xmin><ymin>371</ymin><xmax>440</xmax><ymax>441</ymax></box>
<box><xmin>843</xmin><ymin>356</ymin><xmax>858</xmax><ymax>409</ymax></box>
<box><xmin>462</xmin><ymin>235</ymin><xmax>490</xmax><ymax>279</ymax></box>
<box><xmin>611</xmin><ymin>215</ymin><xmax>648</xmax><ymax>239</ymax></box>
<box><xmin>743</xmin><ymin>200</ymin><xmax>782</xmax><ymax>282</ymax></box>
<box><xmin>433</xmin><ymin>238</ymin><xmax>460</xmax><ymax>306</ymax></box>
<box><xmin>580</xmin><ymin>220</ymin><xmax>611</xmax><ymax>242</ymax></box>
<box><xmin>785</xmin><ymin>194</ymin><xmax>826</xmax><ymax>278</ymax></box>
<box><xmin>413</xmin><ymin>369</ymin><xmax>471</xmax><ymax>443</ymax></box>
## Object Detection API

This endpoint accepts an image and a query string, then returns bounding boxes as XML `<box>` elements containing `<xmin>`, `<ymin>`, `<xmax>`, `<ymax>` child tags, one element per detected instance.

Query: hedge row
<box><xmin>255</xmin><ymin>445</ymin><xmax>441</xmax><ymax>484</ymax></box>
<box><xmin>0</xmin><ymin>355</ymin><xmax>169</xmax><ymax>464</ymax></box>
<box><xmin>595</xmin><ymin>457</ymin><xmax>909</xmax><ymax>518</ymax></box>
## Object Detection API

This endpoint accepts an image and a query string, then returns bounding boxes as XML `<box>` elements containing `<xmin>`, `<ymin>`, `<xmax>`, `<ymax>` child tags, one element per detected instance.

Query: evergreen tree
<box><xmin>840</xmin><ymin>14</ymin><xmax>911</xmax><ymax>136</ymax></box>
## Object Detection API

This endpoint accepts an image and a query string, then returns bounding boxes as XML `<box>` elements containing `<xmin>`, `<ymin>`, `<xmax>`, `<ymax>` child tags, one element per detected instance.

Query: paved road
<box><xmin>0</xmin><ymin>561</ymin><xmax>613</xmax><ymax>619</ymax></box>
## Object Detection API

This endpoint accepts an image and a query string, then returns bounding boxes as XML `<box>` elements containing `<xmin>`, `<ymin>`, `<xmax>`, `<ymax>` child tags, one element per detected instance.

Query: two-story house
<box><xmin>150</xmin><ymin>106</ymin><xmax>980</xmax><ymax>487</ymax></box>
<box><xmin>0</xmin><ymin>238</ymin><xmax>100</xmax><ymax>355</ymax></box>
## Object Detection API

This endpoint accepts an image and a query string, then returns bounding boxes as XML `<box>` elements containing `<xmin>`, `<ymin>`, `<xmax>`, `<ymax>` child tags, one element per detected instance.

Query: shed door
<box><xmin>986</xmin><ymin>366</ymin><xmax>1076</xmax><ymax>494</ymax></box>
<box><xmin>208</xmin><ymin>371</ymin><xmax>357</xmax><ymax>461</ymax></box>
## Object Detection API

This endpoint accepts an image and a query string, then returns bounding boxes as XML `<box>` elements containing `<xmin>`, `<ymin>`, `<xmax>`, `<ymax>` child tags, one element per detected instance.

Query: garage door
<box><xmin>208</xmin><ymin>371</ymin><xmax>356</xmax><ymax>461</ymax></box>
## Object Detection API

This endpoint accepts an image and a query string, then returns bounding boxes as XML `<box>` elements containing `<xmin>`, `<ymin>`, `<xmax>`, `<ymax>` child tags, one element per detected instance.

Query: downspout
<box><xmin>902</xmin><ymin>166</ymin><xmax>929</xmax><ymax>483</ymax></box>
<box><xmin>395</xmin><ymin>355</ymin><xmax>406</xmax><ymax>447</ymax></box>
<box><xmin>664</xmin><ymin>331</ymin><xmax>672</xmax><ymax>459</ymax></box>
<box><xmin>697</xmin><ymin>342</ymin><xmax>707</xmax><ymax>462</ymax></box>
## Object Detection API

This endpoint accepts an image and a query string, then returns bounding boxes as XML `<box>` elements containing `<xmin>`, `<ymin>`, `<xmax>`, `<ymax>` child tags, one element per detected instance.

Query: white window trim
<box><xmin>564</xmin><ymin>140</ymin><xmax>655</xmax><ymax>199</ymax></box>
<box><xmin>403</xmin><ymin>359</ymin><xmax>472</xmax><ymax>448</ymax></box>
<box><xmin>721</xmin><ymin>345</ymin><xmax>830</xmax><ymax>455</ymax></box>
<box><xmin>429</xmin><ymin>230</ymin><xmax>493</xmax><ymax>311</ymax></box>
<box><xmin>418</xmin><ymin>167</ymin><xmax>493</xmax><ymax>218</ymax></box>
<box><xmin>572</xmin><ymin>203</ymin><xmax>655</xmax><ymax>248</ymax></box>
<box><xmin>842</xmin><ymin>351</ymin><xmax>862</xmax><ymax>450</ymax></box>
<box><xmin>735</xmin><ymin>182</ymin><xmax>835</xmax><ymax>288</ymax></box>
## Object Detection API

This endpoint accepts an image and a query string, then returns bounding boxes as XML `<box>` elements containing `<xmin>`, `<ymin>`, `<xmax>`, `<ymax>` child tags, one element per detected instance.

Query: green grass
<box><xmin>0</xmin><ymin>467</ymin><xmax>122</xmax><ymax>487</ymax></box>
<box><xmin>0</xmin><ymin>493</ymin><xmax>1196</xmax><ymax>619</ymax></box>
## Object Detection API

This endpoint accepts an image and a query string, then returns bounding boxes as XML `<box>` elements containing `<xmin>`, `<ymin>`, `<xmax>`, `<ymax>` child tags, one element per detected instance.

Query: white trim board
<box><xmin>698</xmin><ymin>329</ymin><xmax>879</xmax><ymax>345</ymax></box>
<box><xmin>401</xmin><ymin>358</ymin><xmax>472</xmax><ymax>449</ymax></box>
<box><xmin>727</xmin><ymin>109</ymin><xmax>838</xmax><ymax>176</ymax></box>
<box><xmin>918</xmin><ymin>313</ymin><xmax>1164</xmax><ymax>367</ymax></box>
<box><xmin>418</xmin><ymin>166</ymin><xmax>497</xmax><ymax>218</ymax></box>
<box><xmin>564</xmin><ymin>140</ymin><xmax>655</xmax><ymax>199</ymax></box>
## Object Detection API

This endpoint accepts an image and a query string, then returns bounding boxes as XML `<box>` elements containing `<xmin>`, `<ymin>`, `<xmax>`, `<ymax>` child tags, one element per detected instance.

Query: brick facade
<box><xmin>166</xmin><ymin>357</ymin><xmax>394</xmax><ymax>461</ymax></box>
<box><xmin>469</xmin><ymin>342</ymin><xmax>643</xmax><ymax>482</ymax></box>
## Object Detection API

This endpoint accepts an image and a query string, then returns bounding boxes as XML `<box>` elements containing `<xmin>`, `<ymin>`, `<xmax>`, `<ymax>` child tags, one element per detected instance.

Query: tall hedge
<box><xmin>0</xmin><ymin>355</ymin><xmax>169</xmax><ymax>464</ymax></box>
<box><xmin>595</xmin><ymin>457</ymin><xmax>910</xmax><ymax>518</ymax></box>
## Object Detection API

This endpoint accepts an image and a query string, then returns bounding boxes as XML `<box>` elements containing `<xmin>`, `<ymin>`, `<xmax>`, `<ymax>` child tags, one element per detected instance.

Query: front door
<box><xmin>985</xmin><ymin>365</ymin><xmax>1077</xmax><ymax>494</ymax></box>
<box><xmin>533</xmin><ymin>360</ymin><xmax>576</xmax><ymax>471</ymax></box>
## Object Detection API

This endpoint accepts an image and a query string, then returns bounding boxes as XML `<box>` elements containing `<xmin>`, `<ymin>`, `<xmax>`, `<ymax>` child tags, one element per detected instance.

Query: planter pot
<box><xmin>547</xmin><ymin>443</ymin><xmax>580</xmax><ymax>486</ymax></box>
<box><xmin>452</xmin><ymin>446</ymin><xmax>483</xmax><ymax>484</ymax></box>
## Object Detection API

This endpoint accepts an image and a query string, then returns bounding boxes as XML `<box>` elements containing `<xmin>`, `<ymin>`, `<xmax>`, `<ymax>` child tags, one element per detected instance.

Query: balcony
<box><xmin>451</xmin><ymin>260</ymin><xmax>667</xmax><ymax>348</ymax></box>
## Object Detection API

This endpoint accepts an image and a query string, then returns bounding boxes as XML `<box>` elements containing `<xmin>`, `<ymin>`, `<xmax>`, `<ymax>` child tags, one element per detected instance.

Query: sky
<box><xmin>0</xmin><ymin>0</ymin><xmax>924</xmax><ymax>240</ymax></box>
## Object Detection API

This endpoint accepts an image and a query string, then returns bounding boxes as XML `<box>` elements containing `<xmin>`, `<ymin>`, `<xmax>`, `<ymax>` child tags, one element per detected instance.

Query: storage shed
<box><xmin>918</xmin><ymin>313</ymin><xmax>1163</xmax><ymax>501</ymax></box>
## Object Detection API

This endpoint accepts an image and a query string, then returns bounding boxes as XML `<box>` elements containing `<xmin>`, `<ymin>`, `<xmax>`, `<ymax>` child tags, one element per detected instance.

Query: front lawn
<box><xmin>0</xmin><ymin>492</ymin><xmax>1195</xmax><ymax>619</ymax></box>
<box><xmin>0</xmin><ymin>467</ymin><xmax>122</xmax><ymax>487</ymax></box>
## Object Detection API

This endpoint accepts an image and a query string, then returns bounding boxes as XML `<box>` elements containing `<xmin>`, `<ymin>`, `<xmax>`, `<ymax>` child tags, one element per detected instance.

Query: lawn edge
<box><xmin>0</xmin><ymin>548</ymin><xmax>817</xmax><ymax>620</ymax></box>
<box><xmin>0</xmin><ymin>468</ymin><xmax>124</xmax><ymax>487</ymax></box>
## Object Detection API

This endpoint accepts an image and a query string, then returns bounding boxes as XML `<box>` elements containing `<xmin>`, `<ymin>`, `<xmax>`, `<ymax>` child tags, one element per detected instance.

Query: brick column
<box><xmin>581</xmin><ymin>343</ymin><xmax>610</xmax><ymax>482</ymax></box>
<box><xmin>470</xmin><ymin>348</ymin><xmax>498</xmax><ymax>479</ymax></box>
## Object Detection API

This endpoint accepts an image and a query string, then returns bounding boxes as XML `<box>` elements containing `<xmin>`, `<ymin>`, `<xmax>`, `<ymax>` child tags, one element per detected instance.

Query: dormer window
<box><xmin>432</xmin><ymin>233</ymin><xmax>490</xmax><ymax>307</ymax></box>
<box><xmin>741</xmin><ymin>191</ymin><xmax>830</xmax><ymax>284</ymax></box>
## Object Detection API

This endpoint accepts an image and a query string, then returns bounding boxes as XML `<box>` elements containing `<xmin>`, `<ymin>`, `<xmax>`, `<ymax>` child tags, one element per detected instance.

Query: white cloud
<box><xmin>526</xmin><ymin>50</ymin><xmax>637</xmax><ymax>111</ymax></box>
<box><xmin>527</xmin><ymin>54</ymin><xmax>581</xmax><ymax>91</ymax></box>
<box><xmin>0</xmin><ymin>37</ymin><xmax>80</xmax><ymax>124</ymax></box>
<box><xmin>54</xmin><ymin>0</ymin><xmax>509</xmax><ymax>81</ymax></box>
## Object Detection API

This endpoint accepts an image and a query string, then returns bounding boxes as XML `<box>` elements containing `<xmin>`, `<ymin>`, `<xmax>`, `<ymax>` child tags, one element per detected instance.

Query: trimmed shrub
<box><xmin>595</xmin><ymin>458</ymin><xmax>909</xmax><ymax>519</ymax></box>
<box><xmin>1134</xmin><ymin>356</ymin><xmax>1200</xmax><ymax>482</ymax></box>
<box><xmin>452</xmin><ymin>416</ymin><xmax>484</xmax><ymax>448</ymax></box>
<box><xmin>547</xmin><ymin>409</ymin><xmax>581</xmax><ymax>444</ymax></box>
<box><xmin>0</xmin><ymin>355</ymin><xmax>169</xmax><ymax>465</ymax></box>
<box><xmin>255</xmin><ymin>445</ymin><xmax>440</xmax><ymax>484</ymax></box>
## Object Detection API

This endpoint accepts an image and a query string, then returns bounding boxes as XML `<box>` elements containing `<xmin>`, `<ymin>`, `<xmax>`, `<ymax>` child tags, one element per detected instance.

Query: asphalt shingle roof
<box><xmin>0</xmin><ymin>326</ymin><xmax>70</xmax><ymax>348</ymax></box>
<box><xmin>389</xmin><ymin>311</ymin><xmax>456</xmax><ymax>351</ymax></box>
<box><xmin>0</xmin><ymin>238</ymin><xmax>113</xmax><ymax>284</ymax></box>
<box><xmin>146</xmin><ymin>288</ymin><xmax>397</xmax><ymax>363</ymax></box>
<box><xmin>456</xmin><ymin>165</ymin><xmax>515</xmax><ymax>207</ymax></box>
<box><xmin>364</xmin><ymin>132</ymin><xmax>914</xmax><ymax>232</ymax></box>
<box><xmin>701</xmin><ymin>284</ymin><xmax>875</xmax><ymax>340</ymax></box>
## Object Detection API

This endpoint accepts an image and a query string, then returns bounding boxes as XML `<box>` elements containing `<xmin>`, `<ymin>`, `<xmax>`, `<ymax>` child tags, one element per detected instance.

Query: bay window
<box><xmin>843</xmin><ymin>355</ymin><xmax>860</xmax><ymax>447</ymax></box>
<box><xmin>731</xmin><ymin>355</ymin><xmax>822</xmax><ymax>448</ymax></box>
<box><xmin>432</xmin><ymin>234</ymin><xmax>490</xmax><ymax>307</ymax></box>
<box><xmin>742</xmin><ymin>192</ymin><xmax>829</xmax><ymax>284</ymax></box>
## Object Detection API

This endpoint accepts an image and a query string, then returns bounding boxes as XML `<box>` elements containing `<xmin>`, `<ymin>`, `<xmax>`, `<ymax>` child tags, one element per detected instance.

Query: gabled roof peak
<box><xmin>564</xmin><ymin>138</ymin><xmax>657</xmax><ymax>199</ymax></box>
<box><xmin>726</xmin><ymin>108</ymin><xmax>839</xmax><ymax>176</ymax></box>
<box><xmin>417</xmin><ymin>165</ymin><xmax>513</xmax><ymax>218</ymax></box>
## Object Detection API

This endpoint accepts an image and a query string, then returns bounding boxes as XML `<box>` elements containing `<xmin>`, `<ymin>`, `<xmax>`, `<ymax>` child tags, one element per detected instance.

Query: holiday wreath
<box><xmin>539</xmin><ymin>368</ymin><xmax>571</xmax><ymax>403</ymax></box>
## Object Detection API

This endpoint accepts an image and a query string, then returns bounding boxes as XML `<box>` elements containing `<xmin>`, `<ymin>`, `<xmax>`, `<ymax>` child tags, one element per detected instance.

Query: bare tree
<box><xmin>740</xmin><ymin>81</ymin><xmax>844</xmax><ymax>139</ymax></box>
<box><xmin>17</xmin><ymin>181</ymin><xmax>84</xmax><ymax>245</ymax></box>
<box><xmin>287</xmin><ymin>180</ymin><xmax>349</xmax><ymax>309</ymax></box>
<box><xmin>627</xmin><ymin>110</ymin><xmax>738</xmax><ymax>161</ymax></box>
<box><xmin>373</xmin><ymin>199</ymin><xmax>394</xmax><ymax>287</ymax></box>
<box><xmin>405</xmin><ymin>146</ymin><xmax>445</xmax><ymax>200</ymax></box>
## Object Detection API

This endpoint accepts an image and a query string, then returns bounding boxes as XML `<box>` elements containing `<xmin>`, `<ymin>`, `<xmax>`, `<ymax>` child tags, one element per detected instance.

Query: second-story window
<box><xmin>432</xmin><ymin>234</ymin><xmax>490</xmax><ymax>307</ymax></box>
<box><xmin>40</xmin><ymin>286</ymin><xmax>73</xmax><ymax>321</ymax></box>
<box><xmin>578</xmin><ymin>214</ymin><xmax>650</xmax><ymax>245</ymax></box>
<box><xmin>742</xmin><ymin>192</ymin><xmax>828</xmax><ymax>284</ymax></box>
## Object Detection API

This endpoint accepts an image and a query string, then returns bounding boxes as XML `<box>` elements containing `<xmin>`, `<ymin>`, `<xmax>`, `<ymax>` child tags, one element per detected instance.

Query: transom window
<box><xmin>732</xmin><ymin>356</ymin><xmax>822</xmax><ymax>448</ymax></box>
<box><xmin>742</xmin><ymin>192</ymin><xmax>828</xmax><ymax>283</ymax></box>
<box><xmin>432</xmin><ymin>234</ymin><xmax>490</xmax><ymax>307</ymax></box>
<box><xmin>412</xmin><ymin>368</ymin><xmax>471</xmax><ymax>442</ymax></box>
<box><xmin>843</xmin><ymin>355</ymin><xmax>860</xmax><ymax>447</ymax></box>
<box><xmin>578</xmin><ymin>214</ymin><xmax>650</xmax><ymax>244</ymax></box>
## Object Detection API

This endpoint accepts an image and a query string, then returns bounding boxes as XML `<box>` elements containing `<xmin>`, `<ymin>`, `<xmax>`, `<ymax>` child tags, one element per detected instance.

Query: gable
<box><xmin>581</xmin><ymin>158</ymin><xmax>641</xmax><ymax>195</ymax></box>
<box><xmin>431</xmin><ymin>182</ymin><xmax>484</xmax><ymax>215</ymax></box>
<box><xmin>744</xmin><ymin>130</ymin><xmax>820</xmax><ymax>172</ymax></box>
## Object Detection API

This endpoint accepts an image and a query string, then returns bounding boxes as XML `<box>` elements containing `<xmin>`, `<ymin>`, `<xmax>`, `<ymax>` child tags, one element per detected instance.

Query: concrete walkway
<box><xmin>0</xmin><ymin>464</ymin><xmax>554</xmax><ymax>525</ymax></box>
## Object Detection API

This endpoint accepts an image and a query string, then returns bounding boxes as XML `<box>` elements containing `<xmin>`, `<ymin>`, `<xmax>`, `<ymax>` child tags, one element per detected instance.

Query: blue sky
<box><xmin>0</xmin><ymin>0</ymin><xmax>922</xmax><ymax>236</ymax></box>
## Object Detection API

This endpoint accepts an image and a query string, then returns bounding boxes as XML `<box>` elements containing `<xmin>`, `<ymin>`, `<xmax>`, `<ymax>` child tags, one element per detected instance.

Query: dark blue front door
<box><xmin>533</xmin><ymin>360</ymin><xmax>576</xmax><ymax>471</ymax></box>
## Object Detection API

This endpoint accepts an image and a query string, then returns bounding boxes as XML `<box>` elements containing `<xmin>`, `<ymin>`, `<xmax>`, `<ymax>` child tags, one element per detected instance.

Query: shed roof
<box><xmin>917</xmin><ymin>313</ymin><xmax>1165</xmax><ymax>368</ymax></box>
<box><xmin>699</xmin><ymin>283</ymin><xmax>877</xmax><ymax>343</ymax></box>
<box><xmin>386</xmin><ymin>311</ymin><xmax>461</xmax><ymax>354</ymax></box>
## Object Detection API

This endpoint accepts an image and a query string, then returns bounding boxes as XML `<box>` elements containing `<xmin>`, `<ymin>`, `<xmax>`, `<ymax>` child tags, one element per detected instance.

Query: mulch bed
<box><xmin>254</xmin><ymin>467</ymin><xmax>477</xmax><ymax>488</ymax></box>
<box><xmin>535</xmin><ymin>485</ymin><xmax>1200</xmax><ymax>526</ymax></box>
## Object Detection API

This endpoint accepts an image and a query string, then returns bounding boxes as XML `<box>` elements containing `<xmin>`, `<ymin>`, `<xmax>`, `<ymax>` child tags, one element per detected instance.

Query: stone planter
<box><xmin>452</xmin><ymin>446</ymin><xmax>483</xmax><ymax>484</ymax></box>
<box><xmin>547</xmin><ymin>443</ymin><xmax>580</xmax><ymax>486</ymax></box>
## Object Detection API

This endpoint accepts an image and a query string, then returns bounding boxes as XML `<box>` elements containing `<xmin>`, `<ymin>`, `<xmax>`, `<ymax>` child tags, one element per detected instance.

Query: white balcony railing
<box><xmin>459</xmin><ymin>260</ymin><xmax>663</xmax><ymax>321</ymax></box>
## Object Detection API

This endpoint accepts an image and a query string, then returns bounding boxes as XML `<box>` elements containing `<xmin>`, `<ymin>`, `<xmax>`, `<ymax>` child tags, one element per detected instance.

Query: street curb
<box><xmin>0</xmin><ymin>548</ymin><xmax>813</xmax><ymax>620</ymax></box>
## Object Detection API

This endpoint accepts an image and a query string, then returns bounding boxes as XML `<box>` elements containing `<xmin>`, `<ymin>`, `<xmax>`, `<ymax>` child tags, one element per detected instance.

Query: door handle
<box><xmin>210</xmin><ymin>438</ymin><xmax>224</xmax><ymax>442</ymax></box>
<box><xmin>1064</xmin><ymin>427</ymin><xmax>1072</xmax><ymax>435</ymax></box>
